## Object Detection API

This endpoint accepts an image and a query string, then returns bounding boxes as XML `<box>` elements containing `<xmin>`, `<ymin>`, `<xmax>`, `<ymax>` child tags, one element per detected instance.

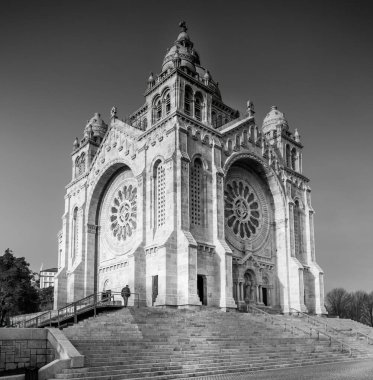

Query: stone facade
<box><xmin>54</xmin><ymin>23</ymin><xmax>326</xmax><ymax>314</ymax></box>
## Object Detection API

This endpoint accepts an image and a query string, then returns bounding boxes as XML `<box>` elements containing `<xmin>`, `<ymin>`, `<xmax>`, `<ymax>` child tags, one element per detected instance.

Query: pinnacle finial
<box><xmin>111</xmin><ymin>106</ymin><xmax>117</xmax><ymax>120</ymax></box>
<box><xmin>179</xmin><ymin>21</ymin><xmax>187</xmax><ymax>32</ymax></box>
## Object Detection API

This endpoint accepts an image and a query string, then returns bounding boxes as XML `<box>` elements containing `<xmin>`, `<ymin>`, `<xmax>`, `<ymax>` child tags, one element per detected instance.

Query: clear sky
<box><xmin>1</xmin><ymin>0</ymin><xmax>372</xmax><ymax>293</ymax></box>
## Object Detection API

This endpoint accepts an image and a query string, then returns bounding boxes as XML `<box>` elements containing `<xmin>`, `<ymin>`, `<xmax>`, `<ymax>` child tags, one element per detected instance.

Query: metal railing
<box><xmin>12</xmin><ymin>291</ymin><xmax>140</xmax><ymax>329</ymax></box>
<box><xmin>248</xmin><ymin>305</ymin><xmax>354</xmax><ymax>357</ymax></box>
<box><xmin>290</xmin><ymin>307</ymin><xmax>373</xmax><ymax>346</ymax></box>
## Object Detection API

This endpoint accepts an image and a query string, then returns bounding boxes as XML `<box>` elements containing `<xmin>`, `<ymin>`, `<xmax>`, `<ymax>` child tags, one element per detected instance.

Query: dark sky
<box><xmin>1</xmin><ymin>0</ymin><xmax>372</xmax><ymax>293</ymax></box>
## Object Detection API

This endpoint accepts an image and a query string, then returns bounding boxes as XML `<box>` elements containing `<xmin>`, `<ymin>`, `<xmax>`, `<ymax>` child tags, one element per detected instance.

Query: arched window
<box><xmin>212</xmin><ymin>111</ymin><xmax>217</xmax><ymax>128</ymax></box>
<box><xmin>164</xmin><ymin>92</ymin><xmax>171</xmax><ymax>115</ymax></box>
<box><xmin>291</xmin><ymin>148</ymin><xmax>297</xmax><ymax>170</ymax></box>
<box><xmin>78</xmin><ymin>153</ymin><xmax>85</xmax><ymax>176</ymax></box>
<box><xmin>154</xmin><ymin>161</ymin><xmax>166</xmax><ymax>228</ymax></box>
<box><xmin>294</xmin><ymin>200</ymin><xmax>302</xmax><ymax>258</ymax></box>
<box><xmin>184</xmin><ymin>86</ymin><xmax>193</xmax><ymax>116</ymax></box>
<box><xmin>152</xmin><ymin>96</ymin><xmax>162</xmax><ymax>124</ymax></box>
<box><xmin>194</xmin><ymin>92</ymin><xmax>203</xmax><ymax>121</ymax></box>
<box><xmin>217</xmin><ymin>114</ymin><xmax>222</xmax><ymax>128</ymax></box>
<box><xmin>190</xmin><ymin>158</ymin><xmax>203</xmax><ymax>226</ymax></box>
<box><xmin>72</xmin><ymin>207</ymin><xmax>78</xmax><ymax>261</ymax></box>
<box><xmin>286</xmin><ymin>145</ymin><xmax>291</xmax><ymax>167</ymax></box>
<box><xmin>75</xmin><ymin>156</ymin><xmax>80</xmax><ymax>178</ymax></box>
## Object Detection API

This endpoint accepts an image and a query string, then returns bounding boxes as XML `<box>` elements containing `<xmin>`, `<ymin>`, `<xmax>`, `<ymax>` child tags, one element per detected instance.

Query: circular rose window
<box><xmin>110</xmin><ymin>185</ymin><xmax>137</xmax><ymax>241</ymax></box>
<box><xmin>224</xmin><ymin>170</ymin><xmax>270</xmax><ymax>253</ymax></box>
<box><xmin>225</xmin><ymin>180</ymin><xmax>260</xmax><ymax>239</ymax></box>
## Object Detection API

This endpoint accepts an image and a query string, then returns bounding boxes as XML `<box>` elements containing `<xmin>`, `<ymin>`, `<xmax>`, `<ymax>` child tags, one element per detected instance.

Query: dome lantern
<box><xmin>262</xmin><ymin>105</ymin><xmax>289</xmax><ymax>135</ymax></box>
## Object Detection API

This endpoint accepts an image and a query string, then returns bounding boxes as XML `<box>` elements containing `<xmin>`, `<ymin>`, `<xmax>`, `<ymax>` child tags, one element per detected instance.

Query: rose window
<box><xmin>110</xmin><ymin>185</ymin><xmax>137</xmax><ymax>241</ymax></box>
<box><xmin>225</xmin><ymin>180</ymin><xmax>260</xmax><ymax>239</ymax></box>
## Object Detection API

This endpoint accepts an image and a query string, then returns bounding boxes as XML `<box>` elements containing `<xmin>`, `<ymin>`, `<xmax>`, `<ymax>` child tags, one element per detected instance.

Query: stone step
<box><xmin>52</xmin><ymin>356</ymin><xmax>359</xmax><ymax>380</ymax></box>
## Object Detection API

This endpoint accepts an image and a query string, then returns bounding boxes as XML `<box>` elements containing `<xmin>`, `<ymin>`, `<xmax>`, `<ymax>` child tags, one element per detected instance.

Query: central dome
<box><xmin>162</xmin><ymin>21</ymin><xmax>200</xmax><ymax>73</ymax></box>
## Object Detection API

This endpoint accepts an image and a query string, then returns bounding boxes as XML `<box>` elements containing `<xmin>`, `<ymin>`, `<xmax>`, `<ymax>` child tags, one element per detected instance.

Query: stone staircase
<box><xmin>49</xmin><ymin>308</ymin><xmax>371</xmax><ymax>380</ymax></box>
<box><xmin>282</xmin><ymin>314</ymin><xmax>373</xmax><ymax>356</ymax></box>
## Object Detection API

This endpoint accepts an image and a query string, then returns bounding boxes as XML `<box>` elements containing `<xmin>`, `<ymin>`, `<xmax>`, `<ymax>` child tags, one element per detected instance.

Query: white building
<box><xmin>40</xmin><ymin>267</ymin><xmax>57</xmax><ymax>289</ymax></box>
<box><xmin>54</xmin><ymin>22</ymin><xmax>326</xmax><ymax>314</ymax></box>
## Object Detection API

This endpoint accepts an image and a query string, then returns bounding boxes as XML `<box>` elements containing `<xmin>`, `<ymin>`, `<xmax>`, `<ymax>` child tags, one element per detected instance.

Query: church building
<box><xmin>54</xmin><ymin>23</ymin><xmax>326</xmax><ymax>314</ymax></box>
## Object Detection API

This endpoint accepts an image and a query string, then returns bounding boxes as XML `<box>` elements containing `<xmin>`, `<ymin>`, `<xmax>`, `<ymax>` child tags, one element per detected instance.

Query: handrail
<box><xmin>289</xmin><ymin>308</ymin><xmax>328</xmax><ymax>329</ymax></box>
<box><xmin>290</xmin><ymin>307</ymin><xmax>373</xmax><ymax>346</ymax></box>
<box><xmin>248</xmin><ymin>305</ymin><xmax>355</xmax><ymax>357</ymax></box>
<box><xmin>13</xmin><ymin>290</ymin><xmax>138</xmax><ymax>329</ymax></box>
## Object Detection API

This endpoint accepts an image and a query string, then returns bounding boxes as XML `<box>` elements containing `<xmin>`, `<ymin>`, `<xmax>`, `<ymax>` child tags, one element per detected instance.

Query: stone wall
<box><xmin>0</xmin><ymin>329</ymin><xmax>55</xmax><ymax>372</ymax></box>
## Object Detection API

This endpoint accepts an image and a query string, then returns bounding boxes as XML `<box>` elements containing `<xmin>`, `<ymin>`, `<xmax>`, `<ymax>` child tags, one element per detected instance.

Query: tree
<box><xmin>361</xmin><ymin>292</ymin><xmax>373</xmax><ymax>327</ymax></box>
<box><xmin>348</xmin><ymin>291</ymin><xmax>368</xmax><ymax>322</ymax></box>
<box><xmin>0</xmin><ymin>249</ymin><xmax>39</xmax><ymax>326</ymax></box>
<box><xmin>325</xmin><ymin>288</ymin><xmax>351</xmax><ymax>318</ymax></box>
<box><xmin>38</xmin><ymin>286</ymin><xmax>54</xmax><ymax>311</ymax></box>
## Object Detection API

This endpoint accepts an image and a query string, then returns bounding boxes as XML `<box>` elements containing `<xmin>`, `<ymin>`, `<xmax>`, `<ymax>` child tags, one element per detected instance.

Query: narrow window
<box><xmin>156</xmin><ymin>99</ymin><xmax>162</xmax><ymax>121</ymax></box>
<box><xmin>194</xmin><ymin>92</ymin><xmax>203</xmax><ymax>121</ymax></box>
<box><xmin>294</xmin><ymin>200</ymin><xmax>301</xmax><ymax>258</ymax></box>
<box><xmin>78</xmin><ymin>153</ymin><xmax>85</xmax><ymax>175</ymax></box>
<box><xmin>154</xmin><ymin>161</ymin><xmax>166</xmax><ymax>228</ymax></box>
<box><xmin>164</xmin><ymin>92</ymin><xmax>171</xmax><ymax>115</ymax></box>
<box><xmin>152</xmin><ymin>96</ymin><xmax>162</xmax><ymax>124</ymax></box>
<box><xmin>72</xmin><ymin>207</ymin><xmax>78</xmax><ymax>261</ymax></box>
<box><xmin>190</xmin><ymin>158</ymin><xmax>203</xmax><ymax>226</ymax></box>
<box><xmin>291</xmin><ymin>148</ymin><xmax>297</xmax><ymax>170</ymax></box>
<box><xmin>286</xmin><ymin>145</ymin><xmax>291</xmax><ymax>167</ymax></box>
<box><xmin>184</xmin><ymin>86</ymin><xmax>193</xmax><ymax>116</ymax></box>
<box><xmin>75</xmin><ymin>157</ymin><xmax>80</xmax><ymax>178</ymax></box>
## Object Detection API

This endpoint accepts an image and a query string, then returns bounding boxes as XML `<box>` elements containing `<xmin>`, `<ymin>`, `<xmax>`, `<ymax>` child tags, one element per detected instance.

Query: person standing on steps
<box><xmin>121</xmin><ymin>284</ymin><xmax>131</xmax><ymax>307</ymax></box>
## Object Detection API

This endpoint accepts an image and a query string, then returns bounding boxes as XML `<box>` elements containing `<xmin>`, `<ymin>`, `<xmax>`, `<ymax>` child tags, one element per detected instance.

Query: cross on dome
<box><xmin>179</xmin><ymin>21</ymin><xmax>187</xmax><ymax>32</ymax></box>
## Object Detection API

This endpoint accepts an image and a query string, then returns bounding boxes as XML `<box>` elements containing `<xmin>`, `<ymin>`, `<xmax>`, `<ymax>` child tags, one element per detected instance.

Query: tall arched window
<box><xmin>291</xmin><ymin>148</ymin><xmax>297</xmax><ymax>170</ymax></box>
<box><xmin>194</xmin><ymin>92</ymin><xmax>203</xmax><ymax>121</ymax></box>
<box><xmin>286</xmin><ymin>145</ymin><xmax>291</xmax><ymax>167</ymax></box>
<box><xmin>217</xmin><ymin>114</ymin><xmax>222</xmax><ymax>128</ymax></box>
<box><xmin>154</xmin><ymin>161</ymin><xmax>166</xmax><ymax>228</ymax></box>
<box><xmin>72</xmin><ymin>207</ymin><xmax>78</xmax><ymax>261</ymax></box>
<box><xmin>294</xmin><ymin>200</ymin><xmax>301</xmax><ymax>258</ymax></box>
<box><xmin>78</xmin><ymin>153</ymin><xmax>85</xmax><ymax>176</ymax></box>
<box><xmin>190</xmin><ymin>158</ymin><xmax>203</xmax><ymax>226</ymax></box>
<box><xmin>184</xmin><ymin>86</ymin><xmax>193</xmax><ymax>116</ymax></box>
<box><xmin>164</xmin><ymin>92</ymin><xmax>171</xmax><ymax>115</ymax></box>
<box><xmin>75</xmin><ymin>156</ymin><xmax>80</xmax><ymax>178</ymax></box>
<box><xmin>152</xmin><ymin>96</ymin><xmax>162</xmax><ymax>124</ymax></box>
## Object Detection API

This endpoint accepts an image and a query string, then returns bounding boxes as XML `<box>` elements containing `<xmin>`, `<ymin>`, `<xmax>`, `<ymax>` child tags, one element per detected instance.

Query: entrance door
<box><xmin>262</xmin><ymin>287</ymin><xmax>268</xmax><ymax>306</ymax></box>
<box><xmin>152</xmin><ymin>275</ymin><xmax>158</xmax><ymax>306</ymax></box>
<box><xmin>197</xmin><ymin>275</ymin><xmax>207</xmax><ymax>305</ymax></box>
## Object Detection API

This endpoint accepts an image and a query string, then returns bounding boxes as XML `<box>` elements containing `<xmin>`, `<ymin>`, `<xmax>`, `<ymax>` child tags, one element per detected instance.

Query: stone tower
<box><xmin>54</xmin><ymin>23</ymin><xmax>326</xmax><ymax>314</ymax></box>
